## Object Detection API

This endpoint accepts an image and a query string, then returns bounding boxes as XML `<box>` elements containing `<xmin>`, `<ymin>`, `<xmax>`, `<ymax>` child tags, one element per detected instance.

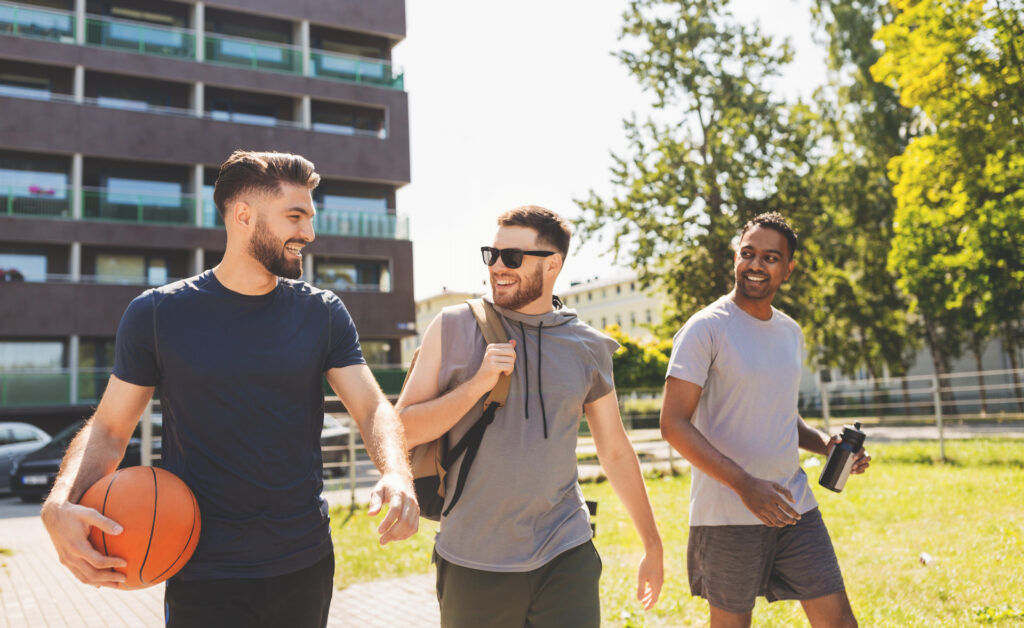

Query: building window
<box><xmin>0</xmin><ymin>252</ymin><xmax>47</xmax><ymax>282</ymax></box>
<box><xmin>645</xmin><ymin>309</ymin><xmax>652</xmax><ymax>323</ymax></box>
<box><xmin>587</xmin><ymin>292</ymin><xmax>592</xmax><ymax>302</ymax></box>
<box><xmin>601</xmin><ymin>317</ymin><xmax>607</xmax><ymax>328</ymax></box>
<box><xmin>616</xmin><ymin>285</ymin><xmax>621</xmax><ymax>294</ymax></box>
<box><xmin>360</xmin><ymin>340</ymin><xmax>392</xmax><ymax>366</ymax></box>
<box><xmin>95</xmin><ymin>254</ymin><xmax>168</xmax><ymax>285</ymax></box>
<box><xmin>315</xmin><ymin>259</ymin><xmax>391</xmax><ymax>292</ymax></box>
<box><xmin>615</xmin><ymin>314</ymin><xmax>622</xmax><ymax>326</ymax></box>
<box><xmin>0</xmin><ymin>341</ymin><xmax>63</xmax><ymax>370</ymax></box>
<box><xmin>630</xmin><ymin>282</ymin><xmax>636</xmax><ymax>292</ymax></box>
<box><xmin>630</xmin><ymin>312</ymin><xmax>636</xmax><ymax>325</ymax></box>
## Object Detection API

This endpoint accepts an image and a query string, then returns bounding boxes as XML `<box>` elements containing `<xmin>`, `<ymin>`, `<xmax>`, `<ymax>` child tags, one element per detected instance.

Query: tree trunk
<box><xmin>1008</xmin><ymin>348</ymin><xmax>1024</xmax><ymax>414</ymax></box>
<box><xmin>901</xmin><ymin>378</ymin><xmax>912</xmax><ymax>417</ymax></box>
<box><xmin>923</xmin><ymin>317</ymin><xmax>958</xmax><ymax>416</ymax></box>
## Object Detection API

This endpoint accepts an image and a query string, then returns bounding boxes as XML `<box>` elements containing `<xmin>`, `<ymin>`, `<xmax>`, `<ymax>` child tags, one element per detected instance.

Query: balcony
<box><xmin>204</xmin><ymin>32</ymin><xmax>301</xmax><ymax>73</ymax></box>
<box><xmin>0</xmin><ymin>2</ymin><xmax>74</xmax><ymax>43</ymax></box>
<box><xmin>1</xmin><ymin>184</ymin><xmax>72</xmax><ymax>218</ymax></box>
<box><xmin>314</xmin><ymin>208</ymin><xmax>408</xmax><ymax>239</ymax></box>
<box><xmin>0</xmin><ymin>1</ymin><xmax>404</xmax><ymax>90</ymax></box>
<box><xmin>82</xmin><ymin>186</ymin><xmax>195</xmax><ymax>226</ymax></box>
<box><xmin>310</xmin><ymin>49</ymin><xmax>403</xmax><ymax>90</ymax></box>
<box><xmin>85</xmin><ymin>14</ymin><xmax>194</xmax><ymax>58</ymax></box>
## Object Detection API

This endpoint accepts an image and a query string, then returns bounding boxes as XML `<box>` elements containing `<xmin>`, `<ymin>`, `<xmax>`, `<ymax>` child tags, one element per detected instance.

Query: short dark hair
<box><xmin>213</xmin><ymin>150</ymin><xmax>320</xmax><ymax>218</ymax></box>
<box><xmin>496</xmin><ymin>205</ymin><xmax>572</xmax><ymax>259</ymax></box>
<box><xmin>741</xmin><ymin>211</ymin><xmax>798</xmax><ymax>258</ymax></box>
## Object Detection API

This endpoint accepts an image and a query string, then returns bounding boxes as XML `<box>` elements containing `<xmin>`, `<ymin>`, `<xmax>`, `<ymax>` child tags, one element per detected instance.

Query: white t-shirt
<box><xmin>666</xmin><ymin>296</ymin><xmax>817</xmax><ymax>526</ymax></box>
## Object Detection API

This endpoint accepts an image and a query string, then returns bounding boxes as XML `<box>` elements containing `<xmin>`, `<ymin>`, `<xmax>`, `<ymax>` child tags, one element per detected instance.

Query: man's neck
<box><xmin>212</xmin><ymin>251</ymin><xmax>278</xmax><ymax>296</ymax></box>
<box><xmin>728</xmin><ymin>290</ymin><xmax>774</xmax><ymax>321</ymax></box>
<box><xmin>513</xmin><ymin>292</ymin><xmax>556</xmax><ymax>315</ymax></box>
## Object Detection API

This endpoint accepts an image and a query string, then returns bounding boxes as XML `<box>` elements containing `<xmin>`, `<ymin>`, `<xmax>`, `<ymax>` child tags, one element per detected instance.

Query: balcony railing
<box><xmin>0</xmin><ymin>2</ymin><xmax>403</xmax><ymax>90</ymax></box>
<box><xmin>310</xmin><ymin>49</ymin><xmax>404</xmax><ymax>90</ymax></box>
<box><xmin>82</xmin><ymin>186</ymin><xmax>195</xmax><ymax>226</ymax></box>
<box><xmin>0</xmin><ymin>2</ymin><xmax>74</xmax><ymax>43</ymax></box>
<box><xmin>1</xmin><ymin>185</ymin><xmax>72</xmax><ymax>218</ymax></box>
<box><xmin>204</xmin><ymin>32</ymin><xmax>301</xmax><ymax>73</ymax></box>
<box><xmin>2</xmin><ymin>184</ymin><xmax>410</xmax><ymax>239</ymax></box>
<box><xmin>315</xmin><ymin>209</ymin><xmax>409</xmax><ymax>239</ymax></box>
<box><xmin>84</xmin><ymin>14</ymin><xmax>194</xmax><ymax>58</ymax></box>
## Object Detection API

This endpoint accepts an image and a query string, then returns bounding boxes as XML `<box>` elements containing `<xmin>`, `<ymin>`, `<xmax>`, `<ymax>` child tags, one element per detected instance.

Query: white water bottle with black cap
<box><xmin>818</xmin><ymin>422</ymin><xmax>866</xmax><ymax>493</ymax></box>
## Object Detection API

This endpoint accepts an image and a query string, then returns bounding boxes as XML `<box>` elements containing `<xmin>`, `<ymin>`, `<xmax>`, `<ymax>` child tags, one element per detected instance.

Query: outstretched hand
<box><xmin>367</xmin><ymin>472</ymin><xmax>419</xmax><ymax>545</ymax></box>
<box><xmin>41</xmin><ymin>500</ymin><xmax>127</xmax><ymax>587</ymax></box>
<box><xmin>737</xmin><ymin>475</ymin><xmax>801</xmax><ymax>527</ymax></box>
<box><xmin>827</xmin><ymin>435</ymin><xmax>872</xmax><ymax>474</ymax></box>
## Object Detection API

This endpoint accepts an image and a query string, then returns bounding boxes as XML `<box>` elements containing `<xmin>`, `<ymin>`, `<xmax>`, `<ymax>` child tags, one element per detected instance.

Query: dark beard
<box><xmin>492</xmin><ymin>264</ymin><xmax>544</xmax><ymax>310</ymax></box>
<box><xmin>249</xmin><ymin>216</ymin><xmax>302</xmax><ymax>279</ymax></box>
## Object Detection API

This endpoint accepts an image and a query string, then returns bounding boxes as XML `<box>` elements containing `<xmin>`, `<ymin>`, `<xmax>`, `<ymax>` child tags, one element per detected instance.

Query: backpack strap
<box><xmin>439</xmin><ymin>298</ymin><xmax>511</xmax><ymax>516</ymax></box>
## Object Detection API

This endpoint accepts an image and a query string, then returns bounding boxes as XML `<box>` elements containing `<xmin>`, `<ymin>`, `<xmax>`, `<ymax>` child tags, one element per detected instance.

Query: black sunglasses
<box><xmin>480</xmin><ymin>247</ymin><xmax>556</xmax><ymax>269</ymax></box>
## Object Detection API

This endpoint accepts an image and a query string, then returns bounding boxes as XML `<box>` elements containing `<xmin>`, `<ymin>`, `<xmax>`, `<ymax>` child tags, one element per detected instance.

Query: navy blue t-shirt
<box><xmin>112</xmin><ymin>270</ymin><xmax>365</xmax><ymax>580</ymax></box>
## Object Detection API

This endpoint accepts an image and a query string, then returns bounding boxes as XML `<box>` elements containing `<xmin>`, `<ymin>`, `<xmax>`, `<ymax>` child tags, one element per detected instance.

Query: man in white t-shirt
<box><xmin>661</xmin><ymin>212</ymin><xmax>870</xmax><ymax>628</ymax></box>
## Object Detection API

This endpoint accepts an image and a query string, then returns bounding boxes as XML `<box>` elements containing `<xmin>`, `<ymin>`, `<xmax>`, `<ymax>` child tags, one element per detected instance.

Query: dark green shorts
<box><xmin>434</xmin><ymin>540</ymin><xmax>602</xmax><ymax>628</ymax></box>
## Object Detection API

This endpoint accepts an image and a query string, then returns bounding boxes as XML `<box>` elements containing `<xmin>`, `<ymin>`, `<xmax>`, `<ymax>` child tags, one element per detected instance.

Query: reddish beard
<box><xmin>491</xmin><ymin>264</ymin><xmax>544</xmax><ymax>310</ymax></box>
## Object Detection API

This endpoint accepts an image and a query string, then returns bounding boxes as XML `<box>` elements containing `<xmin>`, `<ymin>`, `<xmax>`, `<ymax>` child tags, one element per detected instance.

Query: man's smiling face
<box><xmin>247</xmin><ymin>183</ymin><xmax>316</xmax><ymax>280</ymax></box>
<box><xmin>733</xmin><ymin>225</ymin><xmax>794</xmax><ymax>303</ymax></box>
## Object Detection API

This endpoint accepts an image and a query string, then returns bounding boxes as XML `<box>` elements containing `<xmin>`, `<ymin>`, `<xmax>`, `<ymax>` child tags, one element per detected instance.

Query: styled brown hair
<box><xmin>496</xmin><ymin>205</ymin><xmax>572</xmax><ymax>259</ymax></box>
<box><xmin>213</xmin><ymin>150</ymin><xmax>320</xmax><ymax>218</ymax></box>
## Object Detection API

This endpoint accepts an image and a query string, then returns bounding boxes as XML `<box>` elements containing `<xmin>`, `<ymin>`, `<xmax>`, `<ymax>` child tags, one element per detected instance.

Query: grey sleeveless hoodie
<box><xmin>434</xmin><ymin>295</ymin><xmax>619</xmax><ymax>571</ymax></box>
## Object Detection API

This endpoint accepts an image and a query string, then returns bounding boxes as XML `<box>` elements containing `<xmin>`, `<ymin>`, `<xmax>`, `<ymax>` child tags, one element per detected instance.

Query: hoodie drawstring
<box><xmin>517</xmin><ymin>320</ymin><xmax>549</xmax><ymax>439</ymax></box>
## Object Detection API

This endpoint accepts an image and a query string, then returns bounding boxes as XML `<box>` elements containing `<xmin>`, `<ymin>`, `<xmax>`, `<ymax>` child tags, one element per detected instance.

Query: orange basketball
<box><xmin>79</xmin><ymin>466</ymin><xmax>201</xmax><ymax>590</ymax></box>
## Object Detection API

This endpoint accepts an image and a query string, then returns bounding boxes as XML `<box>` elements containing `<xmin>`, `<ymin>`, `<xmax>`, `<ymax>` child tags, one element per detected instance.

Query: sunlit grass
<box><xmin>330</xmin><ymin>440</ymin><xmax>1024</xmax><ymax>627</ymax></box>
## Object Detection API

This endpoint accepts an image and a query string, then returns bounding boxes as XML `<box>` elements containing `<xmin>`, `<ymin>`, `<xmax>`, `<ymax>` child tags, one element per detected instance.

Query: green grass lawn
<box><xmin>331</xmin><ymin>439</ymin><xmax>1024</xmax><ymax>627</ymax></box>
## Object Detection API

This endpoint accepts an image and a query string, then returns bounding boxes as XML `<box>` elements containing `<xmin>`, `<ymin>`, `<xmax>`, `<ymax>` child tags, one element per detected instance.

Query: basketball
<box><xmin>79</xmin><ymin>466</ymin><xmax>201</xmax><ymax>590</ymax></box>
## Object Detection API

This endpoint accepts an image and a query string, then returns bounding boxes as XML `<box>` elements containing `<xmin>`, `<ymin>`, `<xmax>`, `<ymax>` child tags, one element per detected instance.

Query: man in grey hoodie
<box><xmin>397</xmin><ymin>206</ymin><xmax>663</xmax><ymax>627</ymax></box>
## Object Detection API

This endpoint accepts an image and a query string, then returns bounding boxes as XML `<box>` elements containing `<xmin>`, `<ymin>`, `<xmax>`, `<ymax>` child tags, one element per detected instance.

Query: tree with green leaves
<box><xmin>605</xmin><ymin>324</ymin><xmax>673</xmax><ymax>390</ymax></box>
<box><xmin>872</xmin><ymin>0</ymin><xmax>1024</xmax><ymax>407</ymax></box>
<box><xmin>801</xmin><ymin>0</ymin><xmax>921</xmax><ymax>408</ymax></box>
<box><xmin>575</xmin><ymin>0</ymin><xmax>817</xmax><ymax>332</ymax></box>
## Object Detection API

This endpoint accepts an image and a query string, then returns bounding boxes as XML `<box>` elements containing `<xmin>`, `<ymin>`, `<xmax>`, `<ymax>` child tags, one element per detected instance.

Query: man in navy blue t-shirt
<box><xmin>41</xmin><ymin>150</ymin><xmax>419</xmax><ymax>627</ymax></box>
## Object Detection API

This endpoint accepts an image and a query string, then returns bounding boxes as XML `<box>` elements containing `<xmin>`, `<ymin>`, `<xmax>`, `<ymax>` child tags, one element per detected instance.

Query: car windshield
<box><xmin>50</xmin><ymin>421</ymin><xmax>84</xmax><ymax>447</ymax></box>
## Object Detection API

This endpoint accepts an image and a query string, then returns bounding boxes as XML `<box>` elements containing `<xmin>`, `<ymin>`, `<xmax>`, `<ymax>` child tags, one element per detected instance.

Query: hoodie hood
<box><xmin>483</xmin><ymin>294</ymin><xmax>578</xmax><ymax>329</ymax></box>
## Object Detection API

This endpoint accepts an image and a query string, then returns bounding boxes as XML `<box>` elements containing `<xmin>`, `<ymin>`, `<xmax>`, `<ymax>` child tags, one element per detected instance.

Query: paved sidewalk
<box><xmin>0</xmin><ymin>496</ymin><xmax>439</xmax><ymax>627</ymax></box>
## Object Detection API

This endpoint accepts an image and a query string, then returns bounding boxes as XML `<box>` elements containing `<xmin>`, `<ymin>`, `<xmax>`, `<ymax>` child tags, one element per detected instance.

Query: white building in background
<box><xmin>560</xmin><ymin>272</ymin><xmax>666</xmax><ymax>339</ymax></box>
<box><xmin>401</xmin><ymin>289</ymin><xmax>481</xmax><ymax>364</ymax></box>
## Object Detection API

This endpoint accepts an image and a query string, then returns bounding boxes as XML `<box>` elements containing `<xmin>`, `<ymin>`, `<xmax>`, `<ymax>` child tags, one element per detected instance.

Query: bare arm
<box><xmin>660</xmin><ymin>376</ymin><xmax>800</xmax><ymax>527</ymax></box>
<box><xmin>326</xmin><ymin>364</ymin><xmax>418</xmax><ymax>544</ymax></box>
<box><xmin>41</xmin><ymin>375</ymin><xmax>154</xmax><ymax>586</ymax></box>
<box><xmin>586</xmin><ymin>390</ymin><xmax>663</xmax><ymax>610</ymax></box>
<box><xmin>395</xmin><ymin>314</ymin><xmax>516</xmax><ymax>447</ymax></box>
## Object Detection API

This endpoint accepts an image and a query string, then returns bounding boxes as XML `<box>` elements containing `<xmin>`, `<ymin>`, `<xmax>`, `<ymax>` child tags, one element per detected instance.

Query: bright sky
<box><xmin>394</xmin><ymin>0</ymin><xmax>826</xmax><ymax>300</ymax></box>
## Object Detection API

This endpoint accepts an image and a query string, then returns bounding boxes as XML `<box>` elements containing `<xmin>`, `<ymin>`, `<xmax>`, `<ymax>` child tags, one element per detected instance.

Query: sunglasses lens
<box><xmin>481</xmin><ymin>247</ymin><xmax>498</xmax><ymax>266</ymax></box>
<box><xmin>500</xmin><ymin>249</ymin><xmax>524</xmax><ymax>268</ymax></box>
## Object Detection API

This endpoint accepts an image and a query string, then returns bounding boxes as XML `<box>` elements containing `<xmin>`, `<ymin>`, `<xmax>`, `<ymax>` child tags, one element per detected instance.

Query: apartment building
<box><xmin>561</xmin><ymin>272</ymin><xmax>665</xmax><ymax>339</ymax></box>
<box><xmin>0</xmin><ymin>0</ymin><xmax>414</xmax><ymax>430</ymax></box>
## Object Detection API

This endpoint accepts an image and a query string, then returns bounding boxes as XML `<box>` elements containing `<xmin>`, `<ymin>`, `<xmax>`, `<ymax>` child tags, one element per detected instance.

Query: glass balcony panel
<box><xmin>0</xmin><ymin>179</ymin><xmax>71</xmax><ymax>218</ymax></box>
<box><xmin>204</xmin><ymin>34</ymin><xmax>300</xmax><ymax>73</ymax></box>
<box><xmin>0</xmin><ymin>370</ymin><xmax>71</xmax><ymax>406</ymax></box>
<box><xmin>82</xmin><ymin>187</ymin><xmax>195</xmax><ymax>225</ymax></box>
<box><xmin>309</xmin><ymin>50</ymin><xmax>403</xmax><ymax>89</ymax></box>
<box><xmin>77</xmin><ymin>368</ymin><xmax>112</xmax><ymax>404</ymax></box>
<box><xmin>0</xmin><ymin>2</ymin><xmax>75</xmax><ymax>42</ymax></box>
<box><xmin>84</xmin><ymin>15</ymin><xmax>193</xmax><ymax>58</ymax></box>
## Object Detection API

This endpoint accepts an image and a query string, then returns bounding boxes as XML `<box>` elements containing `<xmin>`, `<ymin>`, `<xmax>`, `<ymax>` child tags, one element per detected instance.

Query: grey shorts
<box><xmin>687</xmin><ymin>507</ymin><xmax>845</xmax><ymax>614</ymax></box>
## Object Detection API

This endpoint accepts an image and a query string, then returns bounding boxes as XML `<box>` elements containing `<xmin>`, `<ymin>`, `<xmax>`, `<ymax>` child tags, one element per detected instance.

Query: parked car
<box><xmin>321</xmin><ymin>414</ymin><xmax>352</xmax><ymax>478</ymax></box>
<box><xmin>0</xmin><ymin>422</ymin><xmax>51</xmax><ymax>493</ymax></box>
<box><xmin>9</xmin><ymin>417</ymin><xmax>162</xmax><ymax>503</ymax></box>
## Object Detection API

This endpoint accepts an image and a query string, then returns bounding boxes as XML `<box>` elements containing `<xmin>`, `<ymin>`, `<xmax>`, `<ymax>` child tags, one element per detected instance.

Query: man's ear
<box><xmin>785</xmin><ymin>257</ymin><xmax>796</xmax><ymax>280</ymax></box>
<box><xmin>547</xmin><ymin>253</ymin><xmax>563</xmax><ymax>276</ymax></box>
<box><xmin>232</xmin><ymin>200</ymin><xmax>252</xmax><ymax>228</ymax></box>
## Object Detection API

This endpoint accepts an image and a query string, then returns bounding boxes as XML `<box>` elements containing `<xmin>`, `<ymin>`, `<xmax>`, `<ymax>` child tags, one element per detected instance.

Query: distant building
<box><xmin>560</xmin><ymin>272</ymin><xmax>665</xmax><ymax>339</ymax></box>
